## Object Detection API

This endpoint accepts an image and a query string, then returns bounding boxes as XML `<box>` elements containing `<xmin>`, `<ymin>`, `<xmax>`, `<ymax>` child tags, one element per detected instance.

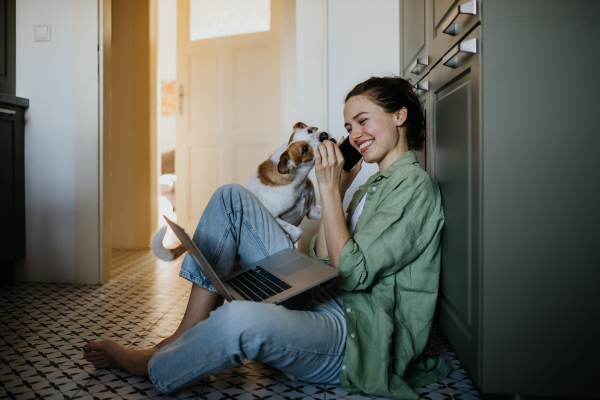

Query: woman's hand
<box><xmin>314</xmin><ymin>140</ymin><xmax>345</xmax><ymax>194</ymax></box>
<box><xmin>338</xmin><ymin>136</ymin><xmax>363</xmax><ymax>197</ymax></box>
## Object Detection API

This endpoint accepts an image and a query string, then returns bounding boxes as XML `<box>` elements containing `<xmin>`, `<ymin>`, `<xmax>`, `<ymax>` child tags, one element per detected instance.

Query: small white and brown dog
<box><xmin>151</xmin><ymin>122</ymin><xmax>334</xmax><ymax>261</ymax></box>
<box><xmin>245</xmin><ymin>122</ymin><xmax>334</xmax><ymax>243</ymax></box>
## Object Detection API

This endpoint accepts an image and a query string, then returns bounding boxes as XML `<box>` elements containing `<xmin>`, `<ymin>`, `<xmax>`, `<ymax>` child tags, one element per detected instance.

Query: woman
<box><xmin>83</xmin><ymin>76</ymin><xmax>450</xmax><ymax>400</ymax></box>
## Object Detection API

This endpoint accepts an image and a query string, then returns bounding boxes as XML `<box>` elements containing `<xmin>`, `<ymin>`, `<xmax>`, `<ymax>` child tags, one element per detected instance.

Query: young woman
<box><xmin>83</xmin><ymin>76</ymin><xmax>450</xmax><ymax>400</ymax></box>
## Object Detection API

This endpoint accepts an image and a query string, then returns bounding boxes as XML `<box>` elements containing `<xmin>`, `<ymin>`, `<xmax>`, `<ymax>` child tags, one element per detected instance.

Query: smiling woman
<box><xmin>311</xmin><ymin>75</ymin><xmax>449</xmax><ymax>398</ymax></box>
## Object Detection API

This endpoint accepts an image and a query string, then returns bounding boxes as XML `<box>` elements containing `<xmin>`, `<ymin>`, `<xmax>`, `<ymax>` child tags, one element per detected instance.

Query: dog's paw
<box><xmin>307</xmin><ymin>205</ymin><xmax>322</xmax><ymax>220</ymax></box>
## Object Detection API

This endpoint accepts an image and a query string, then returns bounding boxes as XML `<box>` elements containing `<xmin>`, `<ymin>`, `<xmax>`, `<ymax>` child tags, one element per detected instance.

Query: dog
<box><xmin>245</xmin><ymin>122</ymin><xmax>334</xmax><ymax>243</ymax></box>
<box><xmin>151</xmin><ymin>122</ymin><xmax>334</xmax><ymax>261</ymax></box>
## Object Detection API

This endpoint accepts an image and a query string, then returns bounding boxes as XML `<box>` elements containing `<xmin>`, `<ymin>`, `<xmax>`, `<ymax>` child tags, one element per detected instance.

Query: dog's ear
<box><xmin>293</xmin><ymin>122</ymin><xmax>308</xmax><ymax>130</ymax></box>
<box><xmin>278</xmin><ymin>151</ymin><xmax>293</xmax><ymax>174</ymax></box>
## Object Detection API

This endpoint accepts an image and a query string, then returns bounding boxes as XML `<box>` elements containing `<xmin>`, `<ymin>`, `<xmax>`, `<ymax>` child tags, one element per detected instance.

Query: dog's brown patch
<box><xmin>258</xmin><ymin>159</ymin><xmax>295</xmax><ymax>187</ymax></box>
<box><xmin>279</xmin><ymin>141</ymin><xmax>314</xmax><ymax>173</ymax></box>
<box><xmin>293</xmin><ymin>122</ymin><xmax>308</xmax><ymax>130</ymax></box>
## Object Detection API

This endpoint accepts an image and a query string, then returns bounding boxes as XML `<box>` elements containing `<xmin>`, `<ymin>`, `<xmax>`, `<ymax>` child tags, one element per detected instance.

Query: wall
<box><xmin>110</xmin><ymin>0</ymin><xmax>157</xmax><ymax>249</ymax></box>
<box><xmin>158</xmin><ymin>0</ymin><xmax>176</xmax><ymax>155</ymax></box>
<box><xmin>15</xmin><ymin>0</ymin><xmax>101</xmax><ymax>283</ymax></box>
<box><xmin>328</xmin><ymin>0</ymin><xmax>400</xmax><ymax>209</ymax></box>
<box><xmin>295</xmin><ymin>0</ymin><xmax>400</xmax><ymax>254</ymax></box>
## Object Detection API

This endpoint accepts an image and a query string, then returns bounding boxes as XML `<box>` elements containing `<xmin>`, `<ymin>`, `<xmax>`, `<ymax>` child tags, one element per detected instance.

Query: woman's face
<box><xmin>343</xmin><ymin>95</ymin><xmax>407</xmax><ymax>172</ymax></box>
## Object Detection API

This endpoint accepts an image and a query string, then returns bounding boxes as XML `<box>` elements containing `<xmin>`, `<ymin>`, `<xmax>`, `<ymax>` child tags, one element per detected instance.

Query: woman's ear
<box><xmin>396</xmin><ymin>107</ymin><xmax>408</xmax><ymax>126</ymax></box>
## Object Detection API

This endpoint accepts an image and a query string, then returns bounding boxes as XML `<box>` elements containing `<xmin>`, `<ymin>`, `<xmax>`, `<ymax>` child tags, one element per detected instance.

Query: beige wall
<box><xmin>110</xmin><ymin>0</ymin><xmax>158</xmax><ymax>250</ymax></box>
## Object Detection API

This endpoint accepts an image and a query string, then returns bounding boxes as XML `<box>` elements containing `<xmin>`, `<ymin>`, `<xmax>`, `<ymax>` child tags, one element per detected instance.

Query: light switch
<box><xmin>34</xmin><ymin>23</ymin><xmax>51</xmax><ymax>42</ymax></box>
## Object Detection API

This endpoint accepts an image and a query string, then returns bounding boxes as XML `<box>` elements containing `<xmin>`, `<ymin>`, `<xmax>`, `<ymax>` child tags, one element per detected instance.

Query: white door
<box><xmin>176</xmin><ymin>0</ymin><xmax>283</xmax><ymax>232</ymax></box>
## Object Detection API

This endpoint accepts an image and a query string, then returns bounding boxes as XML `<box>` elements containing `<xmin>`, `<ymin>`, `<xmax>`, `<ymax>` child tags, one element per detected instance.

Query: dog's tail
<box><xmin>151</xmin><ymin>225</ymin><xmax>187</xmax><ymax>261</ymax></box>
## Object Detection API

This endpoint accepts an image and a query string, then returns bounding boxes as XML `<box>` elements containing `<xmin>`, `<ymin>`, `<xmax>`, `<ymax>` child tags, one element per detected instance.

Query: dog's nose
<box><xmin>329</xmin><ymin>137</ymin><xmax>337</xmax><ymax>144</ymax></box>
<box><xmin>319</xmin><ymin>132</ymin><xmax>330</xmax><ymax>142</ymax></box>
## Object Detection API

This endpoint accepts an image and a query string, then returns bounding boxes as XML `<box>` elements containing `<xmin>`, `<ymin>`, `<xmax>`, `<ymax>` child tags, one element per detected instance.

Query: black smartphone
<box><xmin>339</xmin><ymin>139</ymin><xmax>363</xmax><ymax>172</ymax></box>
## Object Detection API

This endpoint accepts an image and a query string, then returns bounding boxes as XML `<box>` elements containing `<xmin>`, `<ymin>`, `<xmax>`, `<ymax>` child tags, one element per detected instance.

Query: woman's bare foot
<box><xmin>83</xmin><ymin>339</ymin><xmax>158</xmax><ymax>376</ymax></box>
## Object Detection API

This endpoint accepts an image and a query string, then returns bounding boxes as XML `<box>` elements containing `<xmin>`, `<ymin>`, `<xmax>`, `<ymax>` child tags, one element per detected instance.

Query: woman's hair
<box><xmin>345</xmin><ymin>76</ymin><xmax>425</xmax><ymax>151</ymax></box>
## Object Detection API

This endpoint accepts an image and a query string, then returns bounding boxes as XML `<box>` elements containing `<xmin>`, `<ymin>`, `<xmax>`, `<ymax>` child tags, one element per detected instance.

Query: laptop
<box><xmin>164</xmin><ymin>216</ymin><xmax>339</xmax><ymax>304</ymax></box>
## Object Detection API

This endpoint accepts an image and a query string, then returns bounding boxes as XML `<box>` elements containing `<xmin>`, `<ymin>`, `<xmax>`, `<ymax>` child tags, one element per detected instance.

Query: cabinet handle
<box><xmin>443</xmin><ymin>38</ymin><xmax>477</xmax><ymax>68</ymax></box>
<box><xmin>410</xmin><ymin>56</ymin><xmax>429</xmax><ymax>75</ymax></box>
<box><xmin>417</xmin><ymin>81</ymin><xmax>429</xmax><ymax>91</ymax></box>
<box><xmin>0</xmin><ymin>108</ymin><xmax>15</xmax><ymax>116</ymax></box>
<box><xmin>442</xmin><ymin>0</ymin><xmax>477</xmax><ymax>36</ymax></box>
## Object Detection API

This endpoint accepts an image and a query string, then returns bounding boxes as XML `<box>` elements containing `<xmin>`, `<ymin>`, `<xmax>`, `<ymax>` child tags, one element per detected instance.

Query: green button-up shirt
<box><xmin>310</xmin><ymin>151</ymin><xmax>451</xmax><ymax>399</ymax></box>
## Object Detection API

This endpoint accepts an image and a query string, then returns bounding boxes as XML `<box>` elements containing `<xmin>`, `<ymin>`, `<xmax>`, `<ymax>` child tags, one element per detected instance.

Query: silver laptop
<box><xmin>164</xmin><ymin>216</ymin><xmax>338</xmax><ymax>304</ymax></box>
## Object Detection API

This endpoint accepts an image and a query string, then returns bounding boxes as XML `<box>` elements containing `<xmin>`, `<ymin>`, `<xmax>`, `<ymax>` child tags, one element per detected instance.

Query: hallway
<box><xmin>0</xmin><ymin>251</ymin><xmax>478</xmax><ymax>399</ymax></box>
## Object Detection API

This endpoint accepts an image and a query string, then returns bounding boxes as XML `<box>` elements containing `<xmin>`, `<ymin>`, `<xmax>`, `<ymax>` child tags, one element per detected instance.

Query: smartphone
<box><xmin>339</xmin><ymin>139</ymin><xmax>363</xmax><ymax>172</ymax></box>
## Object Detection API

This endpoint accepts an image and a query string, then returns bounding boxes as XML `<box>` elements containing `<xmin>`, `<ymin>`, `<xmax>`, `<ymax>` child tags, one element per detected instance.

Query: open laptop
<box><xmin>164</xmin><ymin>216</ymin><xmax>338</xmax><ymax>304</ymax></box>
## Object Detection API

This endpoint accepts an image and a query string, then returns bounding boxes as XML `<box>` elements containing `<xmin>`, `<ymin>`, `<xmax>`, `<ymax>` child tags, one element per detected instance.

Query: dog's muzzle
<box><xmin>319</xmin><ymin>132</ymin><xmax>336</xmax><ymax>144</ymax></box>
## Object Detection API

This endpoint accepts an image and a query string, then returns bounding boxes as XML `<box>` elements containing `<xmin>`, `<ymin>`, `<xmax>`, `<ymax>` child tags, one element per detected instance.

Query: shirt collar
<box><xmin>366</xmin><ymin>151</ymin><xmax>418</xmax><ymax>185</ymax></box>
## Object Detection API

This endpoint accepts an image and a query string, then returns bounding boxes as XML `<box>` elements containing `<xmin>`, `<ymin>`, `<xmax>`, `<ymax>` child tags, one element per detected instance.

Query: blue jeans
<box><xmin>148</xmin><ymin>184</ymin><xmax>347</xmax><ymax>394</ymax></box>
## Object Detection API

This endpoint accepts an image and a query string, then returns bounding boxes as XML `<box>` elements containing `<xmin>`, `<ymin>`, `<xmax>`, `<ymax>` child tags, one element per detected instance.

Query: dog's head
<box><xmin>278</xmin><ymin>122</ymin><xmax>336</xmax><ymax>174</ymax></box>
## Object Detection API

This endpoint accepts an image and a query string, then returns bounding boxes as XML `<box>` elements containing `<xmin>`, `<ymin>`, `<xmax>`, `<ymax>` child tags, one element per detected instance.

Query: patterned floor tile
<box><xmin>0</xmin><ymin>250</ymin><xmax>478</xmax><ymax>400</ymax></box>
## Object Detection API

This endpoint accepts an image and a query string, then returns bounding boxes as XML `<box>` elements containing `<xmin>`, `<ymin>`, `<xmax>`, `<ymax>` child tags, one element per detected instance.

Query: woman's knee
<box><xmin>215</xmin><ymin>184</ymin><xmax>245</xmax><ymax>200</ymax></box>
<box><xmin>212</xmin><ymin>301</ymin><xmax>276</xmax><ymax>344</ymax></box>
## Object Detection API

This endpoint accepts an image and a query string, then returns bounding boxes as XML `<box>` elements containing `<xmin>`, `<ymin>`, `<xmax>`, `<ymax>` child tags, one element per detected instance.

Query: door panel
<box><xmin>177</xmin><ymin>0</ymin><xmax>283</xmax><ymax>232</ymax></box>
<box><xmin>403</xmin><ymin>0</ymin><xmax>425</xmax><ymax>70</ymax></box>
<box><xmin>433</xmin><ymin>0</ymin><xmax>457</xmax><ymax>28</ymax></box>
<box><xmin>431</xmin><ymin>27</ymin><xmax>481</xmax><ymax>385</ymax></box>
<box><xmin>190</xmin><ymin>54</ymin><xmax>223</xmax><ymax>133</ymax></box>
<box><xmin>402</xmin><ymin>0</ymin><xmax>431</xmax><ymax>82</ymax></box>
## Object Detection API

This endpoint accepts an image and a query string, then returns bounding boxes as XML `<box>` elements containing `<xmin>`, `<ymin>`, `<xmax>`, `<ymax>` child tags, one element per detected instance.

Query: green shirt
<box><xmin>310</xmin><ymin>151</ymin><xmax>451</xmax><ymax>399</ymax></box>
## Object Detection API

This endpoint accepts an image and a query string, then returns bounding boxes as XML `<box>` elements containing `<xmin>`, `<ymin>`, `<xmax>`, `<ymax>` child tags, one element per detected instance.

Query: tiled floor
<box><xmin>1</xmin><ymin>250</ymin><xmax>481</xmax><ymax>400</ymax></box>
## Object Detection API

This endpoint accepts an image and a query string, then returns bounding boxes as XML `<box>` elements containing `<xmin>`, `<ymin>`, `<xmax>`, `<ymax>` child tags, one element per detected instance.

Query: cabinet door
<box><xmin>0</xmin><ymin>0</ymin><xmax>16</xmax><ymax>95</ymax></box>
<box><xmin>402</xmin><ymin>0</ymin><xmax>431</xmax><ymax>82</ymax></box>
<box><xmin>430</xmin><ymin>0</ymin><xmax>479</xmax><ymax>66</ymax></box>
<box><xmin>431</xmin><ymin>27</ymin><xmax>481</xmax><ymax>385</ymax></box>
<box><xmin>415</xmin><ymin>76</ymin><xmax>430</xmax><ymax>173</ymax></box>
<box><xmin>0</xmin><ymin>104</ymin><xmax>25</xmax><ymax>262</ymax></box>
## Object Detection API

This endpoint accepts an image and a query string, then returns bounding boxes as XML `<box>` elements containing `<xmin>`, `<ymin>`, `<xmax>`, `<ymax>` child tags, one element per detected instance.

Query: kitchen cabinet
<box><xmin>0</xmin><ymin>0</ymin><xmax>25</xmax><ymax>285</ymax></box>
<box><xmin>0</xmin><ymin>0</ymin><xmax>15</xmax><ymax>96</ymax></box>
<box><xmin>0</xmin><ymin>96</ymin><xmax>27</xmax><ymax>285</ymax></box>
<box><xmin>404</xmin><ymin>0</ymin><xmax>600</xmax><ymax>398</ymax></box>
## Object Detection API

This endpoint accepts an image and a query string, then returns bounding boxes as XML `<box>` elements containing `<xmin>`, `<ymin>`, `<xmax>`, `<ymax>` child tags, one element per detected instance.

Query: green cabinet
<box><xmin>403</xmin><ymin>0</ymin><xmax>600</xmax><ymax>397</ymax></box>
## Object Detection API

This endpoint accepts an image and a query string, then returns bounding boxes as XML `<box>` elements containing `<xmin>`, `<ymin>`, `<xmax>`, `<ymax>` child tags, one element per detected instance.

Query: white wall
<box><xmin>15</xmin><ymin>0</ymin><xmax>100</xmax><ymax>283</ymax></box>
<box><xmin>328</xmin><ymin>0</ymin><xmax>400</xmax><ymax>209</ymax></box>
<box><xmin>158</xmin><ymin>0</ymin><xmax>176</xmax><ymax>155</ymax></box>
<box><xmin>295</xmin><ymin>0</ymin><xmax>400</xmax><ymax>253</ymax></box>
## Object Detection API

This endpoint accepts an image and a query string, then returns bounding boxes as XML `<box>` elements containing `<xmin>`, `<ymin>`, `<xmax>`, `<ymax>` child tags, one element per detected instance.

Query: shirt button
<box><xmin>372</xmin><ymin>187</ymin><xmax>377</xmax><ymax>192</ymax></box>
<box><xmin>342</xmin><ymin>365</ymin><xmax>347</xmax><ymax>370</ymax></box>
<box><xmin>351</xmin><ymin>333</ymin><xmax>356</xmax><ymax>338</ymax></box>
<box><xmin>346</xmin><ymin>308</ymin><xmax>351</xmax><ymax>312</ymax></box>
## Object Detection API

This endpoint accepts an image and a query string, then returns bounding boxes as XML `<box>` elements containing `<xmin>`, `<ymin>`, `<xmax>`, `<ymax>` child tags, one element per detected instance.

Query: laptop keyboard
<box><xmin>225</xmin><ymin>266</ymin><xmax>292</xmax><ymax>302</ymax></box>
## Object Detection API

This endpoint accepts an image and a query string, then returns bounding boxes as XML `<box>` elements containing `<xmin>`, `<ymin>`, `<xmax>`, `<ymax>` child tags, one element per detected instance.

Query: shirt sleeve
<box><xmin>338</xmin><ymin>174</ymin><xmax>444</xmax><ymax>292</ymax></box>
<box><xmin>309</xmin><ymin>232</ymin><xmax>332</xmax><ymax>266</ymax></box>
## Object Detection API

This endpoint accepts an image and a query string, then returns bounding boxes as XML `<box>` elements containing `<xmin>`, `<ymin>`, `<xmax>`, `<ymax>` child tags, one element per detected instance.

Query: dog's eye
<box><xmin>302</xmin><ymin>145</ymin><xmax>309</xmax><ymax>154</ymax></box>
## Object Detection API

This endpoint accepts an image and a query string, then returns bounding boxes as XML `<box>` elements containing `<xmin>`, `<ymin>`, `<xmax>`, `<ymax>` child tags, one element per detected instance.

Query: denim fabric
<box><xmin>148</xmin><ymin>184</ymin><xmax>347</xmax><ymax>393</ymax></box>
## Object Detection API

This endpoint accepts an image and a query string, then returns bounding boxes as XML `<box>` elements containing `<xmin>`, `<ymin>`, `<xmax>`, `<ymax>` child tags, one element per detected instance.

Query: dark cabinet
<box><xmin>431</xmin><ymin>26</ymin><xmax>481</xmax><ymax>385</ymax></box>
<box><xmin>0</xmin><ymin>0</ymin><xmax>24</xmax><ymax>284</ymax></box>
<box><xmin>0</xmin><ymin>97</ymin><xmax>27</xmax><ymax>285</ymax></box>
<box><xmin>0</xmin><ymin>0</ymin><xmax>15</xmax><ymax>95</ymax></box>
<box><xmin>403</xmin><ymin>0</ymin><xmax>600</xmax><ymax>398</ymax></box>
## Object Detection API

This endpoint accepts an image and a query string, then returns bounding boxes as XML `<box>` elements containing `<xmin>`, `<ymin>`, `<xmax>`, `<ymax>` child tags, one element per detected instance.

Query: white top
<box><xmin>347</xmin><ymin>194</ymin><xmax>366</xmax><ymax>236</ymax></box>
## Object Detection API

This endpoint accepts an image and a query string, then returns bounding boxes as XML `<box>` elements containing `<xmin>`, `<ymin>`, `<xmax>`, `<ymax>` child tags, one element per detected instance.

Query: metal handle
<box><xmin>443</xmin><ymin>38</ymin><xmax>477</xmax><ymax>68</ymax></box>
<box><xmin>442</xmin><ymin>0</ymin><xmax>477</xmax><ymax>36</ymax></box>
<box><xmin>410</xmin><ymin>56</ymin><xmax>429</xmax><ymax>75</ymax></box>
<box><xmin>0</xmin><ymin>108</ymin><xmax>15</xmax><ymax>116</ymax></box>
<box><xmin>417</xmin><ymin>81</ymin><xmax>429</xmax><ymax>91</ymax></box>
<box><xmin>178</xmin><ymin>84</ymin><xmax>184</xmax><ymax>115</ymax></box>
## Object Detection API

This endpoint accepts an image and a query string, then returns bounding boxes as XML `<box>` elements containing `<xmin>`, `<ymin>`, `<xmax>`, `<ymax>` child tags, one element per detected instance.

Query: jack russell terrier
<box><xmin>151</xmin><ymin>122</ymin><xmax>334</xmax><ymax>262</ymax></box>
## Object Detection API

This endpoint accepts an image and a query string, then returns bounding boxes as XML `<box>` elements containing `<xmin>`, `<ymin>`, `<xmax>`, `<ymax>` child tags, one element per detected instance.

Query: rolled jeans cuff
<box><xmin>179</xmin><ymin>269</ymin><xmax>218</xmax><ymax>295</ymax></box>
